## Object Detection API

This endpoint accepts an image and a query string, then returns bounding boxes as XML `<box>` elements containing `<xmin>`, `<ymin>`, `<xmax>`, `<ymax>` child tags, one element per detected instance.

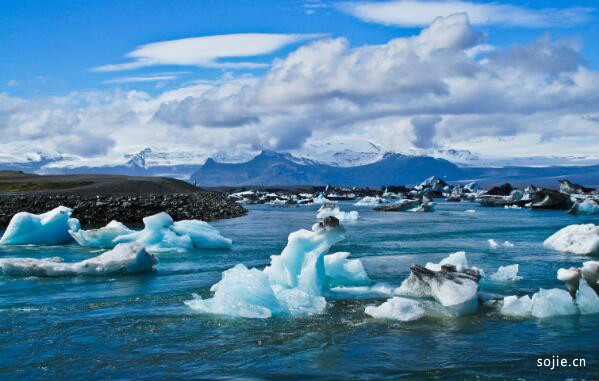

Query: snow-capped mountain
<box><xmin>291</xmin><ymin>139</ymin><xmax>384</xmax><ymax>167</ymax></box>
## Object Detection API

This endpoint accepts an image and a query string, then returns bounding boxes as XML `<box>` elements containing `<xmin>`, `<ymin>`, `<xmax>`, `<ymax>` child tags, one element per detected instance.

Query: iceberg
<box><xmin>488</xmin><ymin>239</ymin><xmax>499</xmax><ymax>249</ymax></box>
<box><xmin>0</xmin><ymin>206</ymin><xmax>80</xmax><ymax>246</ymax></box>
<box><xmin>489</xmin><ymin>264</ymin><xmax>521</xmax><ymax>282</ymax></box>
<box><xmin>464</xmin><ymin>209</ymin><xmax>476</xmax><ymax>214</ymax></box>
<box><xmin>531</xmin><ymin>288</ymin><xmax>578</xmax><ymax>318</ymax></box>
<box><xmin>354</xmin><ymin>196</ymin><xmax>387</xmax><ymax>206</ymax></box>
<box><xmin>324</xmin><ymin>252</ymin><xmax>371</xmax><ymax>287</ymax></box>
<box><xmin>365</xmin><ymin>297</ymin><xmax>425</xmax><ymax>321</ymax></box>
<box><xmin>186</xmin><ymin>217</ymin><xmax>370</xmax><ymax>318</ymax></box>
<box><xmin>70</xmin><ymin>212</ymin><xmax>232</xmax><ymax>252</ymax></box>
<box><xmin>0</xmin><ymin>243</ymin><xmax>157</xmax><ymax>277</ymax></box>
<box><xmin>543</xmin><ymin>224</ymin><xmax>599</xmax><ymax>255</ymax></box>
<box><xmin>501</xmin><ymin>295</ymin><xmax>533</xmax><ymax>318</ymax></box>
<box><xmin>69</xmin><ymin>220</ymin><xmax>134</xmax><ymax>248</ymax></box>
<box><xmin>316</xmin><ymin>205</ymin><xmax>359</xmax><ymax>222</ymax></box>
<box><xmin>312</xmin><ymin>194</ymin><xmax>331</xmax><ymax>204</ymax></box>
<box><xmin>575</xmin><ymin>279</ymin><xmax>599</xmax><ymax>315</ymax></box>
<box><xmin>568</xmin><ymin>199</ymin><xmax>599</xmax><ymax>215</ymax></box>
<box><xmin>396</xmin><ymin>252</ymin><xmax>481</xmax><ymax>315</ymax></box>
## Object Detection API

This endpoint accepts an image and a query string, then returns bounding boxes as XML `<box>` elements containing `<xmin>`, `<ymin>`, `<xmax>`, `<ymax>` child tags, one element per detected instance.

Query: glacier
<box><xmin>0</xmin><ymin>243</ymin><xmax>157</xmax><ymax>277</ymax></box>
<box><xmin>185</xmin><ymin>218</ymin><xmax>373</xmax><ymax>318</ymax></box>
<box><xmin>543</xmin><ymin>224</ymin><xmax>599</xmax><ymax>255</ymax></box>
<box><xmin>0</xmin><ymin>206</ymin><xmax>80</xmax><ymax>246</ymax></box>
<box><xmin>69</xmin><ymin>212</ymin><xmax>232</xmax><ymax>252</ymax></box>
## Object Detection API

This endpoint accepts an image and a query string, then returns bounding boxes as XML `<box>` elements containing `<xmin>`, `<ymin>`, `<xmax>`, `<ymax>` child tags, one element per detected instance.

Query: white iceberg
<box><xmin>312</xmin><ymin>194</ymin><xmax>331</xmax><ymax>204</ymax></box>
<box><xmin>488</xmin><ymin>239</ymin><xmax>499</xmax><ymax>249</ymax></box>
<box><xmin>489</xmin><ymin>264</ymin><xmax>521</xmax><ymax>282</ymax></box>
<box><xmin>354</xmin><ymin>196</ymin><xmax>387</xmax><ymax>206</ymax></box>
<box><xmin>365</xmin><ymin>297</ymin><xmax>425</xmax><ymax>321</ymax></box>
<box><xmin>316</xmin><ymin>206</ymin><xmax>359</xmax><ymax>222</ymax></box>
<box><xmin>576</xmin><ymin>279</ymin><xmax>599</xmax><ymax>315</ymax></box>
<box><xmin>396</xmin><ymin>252</ymin><xmax>481</xmax><ymax>315</ymax></box>
<box><xmin>185</xmin><ymin>220</ymin><xmax>369</xmax><ymax>318</ymax></box>
<box><xmin>69</xmin><ymin>220</ymin><xmax>134</xmax><ymax>248</ymax></box>
<box><xmin>531</xmin><ymin>288</ymin><xmax>578</xmax><ymax>318</ymax></box>
<box><xmin>501</xmin><ymin>295</ymin><xmax>533</xmax><ymax>318</ymax></box>
<box><xmin>464</xmin><ymin>209</ymin><xmax>476</xmax><ymax>214</ymax></box>
<box><xmin>0</xmin><ymin>243</ymin><xmax>157</xmax><ymax>277</ymax></box>
<box><xmin>70</xmin><ymin>212</ymin><xmax>232</xmax><ymax>252</ymax></box>
<box><xmin>324</xmin><ymin>252</ymin><xmax>371</xmax><ymax>287</ymax></box>
<box><xmin>0</xmin><ymin>206</ymin><xmax>80</xmax><ymax>246</ymax></box>
<box><xmin>543</xmin><ymin>224</ymin><xmax>599</xmax><ymax>255</ymax></box>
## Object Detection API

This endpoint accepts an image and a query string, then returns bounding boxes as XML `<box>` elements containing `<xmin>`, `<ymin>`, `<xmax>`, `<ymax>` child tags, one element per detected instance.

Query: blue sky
<box><xmin>0</xmin><ymin>0</ymin><xmax>598</xmax><ymax>162</ymax></box>
<box><xmin>2</xmin><ymin>0</ymin><xmax>597</xmax><ymax>96</ymax></box>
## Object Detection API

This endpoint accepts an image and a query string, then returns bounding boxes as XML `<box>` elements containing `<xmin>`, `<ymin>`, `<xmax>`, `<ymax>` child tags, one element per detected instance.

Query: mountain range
<box><xmin>1</xmin><ymin>143</ymin><xmax>597</xmax><ymax>187</ymax></box>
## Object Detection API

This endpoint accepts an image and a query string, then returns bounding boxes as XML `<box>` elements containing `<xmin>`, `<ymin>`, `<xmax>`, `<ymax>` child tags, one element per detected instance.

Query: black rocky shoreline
<box><xmin>0</xmin><ymin>193</ymin><xmax>247</xmax><ymax>226</ymax></box>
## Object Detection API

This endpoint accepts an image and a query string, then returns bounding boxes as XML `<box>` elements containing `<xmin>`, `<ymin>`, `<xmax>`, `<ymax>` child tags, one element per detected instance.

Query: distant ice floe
<box><xmin>0</xmin><ymin>206</ymin><xmax>80</xmax><ymax>246</ymax></box>
<box><xmin>70</xmin><ymin>212</ymin><xmax>231</xmax><ymax>252</ymax></box>
<box><xmin>0</xmin><ymin>243</ymin><xmax>157</xmax><ymax>277</ymax></box>
<box><xmin>316</xmin><ymin>205</ymin><xmax>359</xmax><ymax>222</ymax></box>
<box><xmin>365</xmin><ymin>297</ymin><xmax>425</xmax><ymax>321</ymax></box>
<box><xmin>489</xmin><ymin>264</ymin><xmax>521</xmax><ymax>282</ymax></box>
<box><xmin>354</xmin><ymin>196</ymin><xmax>387</xmax><ymax>207</ymax></box>
<box><xmin>488</xmin><ymin>239</ymin><xmax>514</xmax><ymax>249</ymax></box>
<box><xmin>312</xmin><ymin>194</ymin><xmax>331</xmax><ymax>204</ymax></box>
<box><xmin>568</xmin><ymin>199</ymin><xmax>599</xmax><ymax>215</ymax></box>
<box><xmin>185</xmin><ymin>218</ymin><xmax>374</xmax><ymax>318</ymax></box>
<box><xmin>464</xmin><ymin>209</ymin><xmax>476</xmax><ymax>214</ymax></box>
<box><xmin>543</xmin><ymin>224</ymin><xmax>599</xmax><ymax>255</ymax></box>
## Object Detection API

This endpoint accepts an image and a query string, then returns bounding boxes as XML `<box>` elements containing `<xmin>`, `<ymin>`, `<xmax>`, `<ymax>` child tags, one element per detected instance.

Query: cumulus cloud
<box><xmin>1</xmin><ymin>14</ymin><xmax>598</xmax><ymax>160</ymax></box>
<box><xmin>338</xmin><ymin>0</ymin><xmax>594</xmax><ymax>28</ymax></box>
<box><xmin>92</xmin><ymin>33</ymin><xmax>324</xmax><ymax>72</ymax></box>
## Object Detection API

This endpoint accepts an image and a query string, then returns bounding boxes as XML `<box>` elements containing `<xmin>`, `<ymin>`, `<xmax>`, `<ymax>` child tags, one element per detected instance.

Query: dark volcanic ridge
<box><xmin>0</xmin><ymin>172</ymin><xmax>247</xmax><ymax>225</ymax></box>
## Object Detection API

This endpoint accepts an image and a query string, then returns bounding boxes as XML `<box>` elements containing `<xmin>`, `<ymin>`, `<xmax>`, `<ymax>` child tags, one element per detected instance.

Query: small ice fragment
<box><xmin>488</xmin><ymin>239</ymin><xmax>499</xmax><ymax>249</ymax></box>
<box><xmin>365</xmin><ymin>297</ymin><xmax>425</xmax><ymax>321</ymax></box>
<box><xmin>489</xmin><ymin>264</ymin><xmax>521</xmax><ymax>282</ymax></box>
<box><xmin>501</xmin><ymin>295</ymin><xmax>533</xmax><ymax>317</ymax></box>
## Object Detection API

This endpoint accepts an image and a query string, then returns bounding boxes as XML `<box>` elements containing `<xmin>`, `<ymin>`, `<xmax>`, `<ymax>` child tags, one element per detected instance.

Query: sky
<box><xmin>1</xmin><ymin>0</ymin><xmax>598</xmax><ymax>163</ymax></box>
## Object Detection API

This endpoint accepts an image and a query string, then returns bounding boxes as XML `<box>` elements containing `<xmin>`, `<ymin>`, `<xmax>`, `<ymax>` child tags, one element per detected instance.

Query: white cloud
<box><xmin>338</xmin><ymin>0</ymin><xmax>594</xmax><ymax>28</ymax></box>
<box><xmin>1</xmin><ymin>14</ymin><xmax>598</xmax><ymax>161</ymax></box>
<box><xmin>92</xmin><ymin>33</ymin><xmax>324</xmax><ymax>72</ymax></box>
<box><xmin>7</xmin><ymin>79</ymin><xmax>19</xmax><ymax>87</ymax></box>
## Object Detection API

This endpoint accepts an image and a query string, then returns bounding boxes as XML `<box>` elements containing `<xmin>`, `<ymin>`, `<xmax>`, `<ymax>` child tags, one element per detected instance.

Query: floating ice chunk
<box><xmin>582</xmin><ymin>261</ymin><xmax>599</xmax><ymax>292</ymax></box>
<box><xmin>316</xmin><ymin>206</ymin><xmax>359</xmax><ymax>222</ymax></box>
<box><xmin>503</xmin><ymin>241</ymin><xmax>514</xmax><ymax>248</ymax></box>
<box><xmin>408</xmin><ymin>202</ymin><xmax>435</xmax><ymax>212</ymax></box>
<box><xmin>185</xmin><ymin>264</ymin><xmax>284</xmax><ymax>318</ymax></box>
<box><xmin>324</xmin><ymin>252</ymin><xmax>371</xmax><ymax>287</ymax></box>
<box><xmin>69</xmin><ymin>220</ymin><xmax>134</xmax><ymax>248</ymax></box>
<box><xmin>504</xmin><ymin>204</ymin><xmax>522</xmax><ymax>209</ymax></box>
<box><xmin>187</xmin><ymin>219</ymin><xmax>346</xmax><ymax>318</ymax></box>
<box><xmin>354</xmin><ymin>196</ymin><xmax>387</xmax><ymax>206</ymax></box>
<box><xmin>575</xmin><ymin>279</ymin><xmax>599</xmax><ymax>315</ymax></box>
<box><xmin>490</xmin><ymin>264</ymin><xmax>522</xmax><ymax>282</ymax></box>
<box><xmin>531</xmin><ymin>288</ymin><xmax>578</xmax><ymax>318</ymax></box>
<box><xmin>312</xmin><ymin>194</ymin><xmax>331</xmax><ymax>204</ymax></box>
<box><xmin>557</xmin><ymin>267</ymin><xmax>581</xmax><ymax>297</ymax></box>
<box><xmin>0</xmin><ymin>243</ymin><xmax>157</xmax><ymax>277</ymax></box>
<box><xmin>72</xmin><ymin>212</ymin><xmax>231</xmax><ymax>252</ymax></box>
<box><xmin>365</xmin><ymin>297</ymin><xmax>425</xmax><ymax>321</ymax></box>
<box><xmin>425</xmin><ymin>251</ymin><xmax>470</xmax><ymax>272</ymax></box>
<box><xmin>543</xmin><ymin>224</ymin><xmax>599</xmax><ymax>255</ymax></box>
<box><xmin>488</xmin><ymin>239</ymin><xmax>499</xmax><ymax>249</ymax></box>
<box><xmin>171</xmin><ymin>220</ymin><xmax>233</xmax><ymax>249</ymax></box>
<box><xmin>0</xmin><ymin>206</ymin><xmax>80</xmax><ymax>246</ymax></box>
<box><xmin>264</xmin><ymin>223</ymin><xmax>345</xmax><ymax>296</ymax></box>
<box><xmin>501</xmin><ymin>295</ymin><xmax>533</xmax><ymax>317</ymax></box>
<box><xmin>464</xmin><ymin>209</ymin><xmax>476</xmax><ymax>214</ymax></box>
<box><xmin>568</xmin><ymin>200</ymin><xmax>599</xmax><ymax>215</ymax></box>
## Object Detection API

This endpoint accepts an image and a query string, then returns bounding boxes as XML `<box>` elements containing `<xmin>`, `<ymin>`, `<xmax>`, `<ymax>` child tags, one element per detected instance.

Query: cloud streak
<box><xmin>338</xmin><ymin>0</ymin><xmax>594</xmax><ymax>28</ymax></box>
<box><xmin>92</xmin><ymin>33</ymin><xmax>324</xmax><ymax>72</ymax></box>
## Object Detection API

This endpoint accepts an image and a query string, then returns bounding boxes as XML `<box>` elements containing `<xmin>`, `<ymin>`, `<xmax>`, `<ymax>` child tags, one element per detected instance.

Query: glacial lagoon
<box><xmin>1</xmin><ymin>201</ymin><xmax>598</xmax><ymax>380</ymax></box>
